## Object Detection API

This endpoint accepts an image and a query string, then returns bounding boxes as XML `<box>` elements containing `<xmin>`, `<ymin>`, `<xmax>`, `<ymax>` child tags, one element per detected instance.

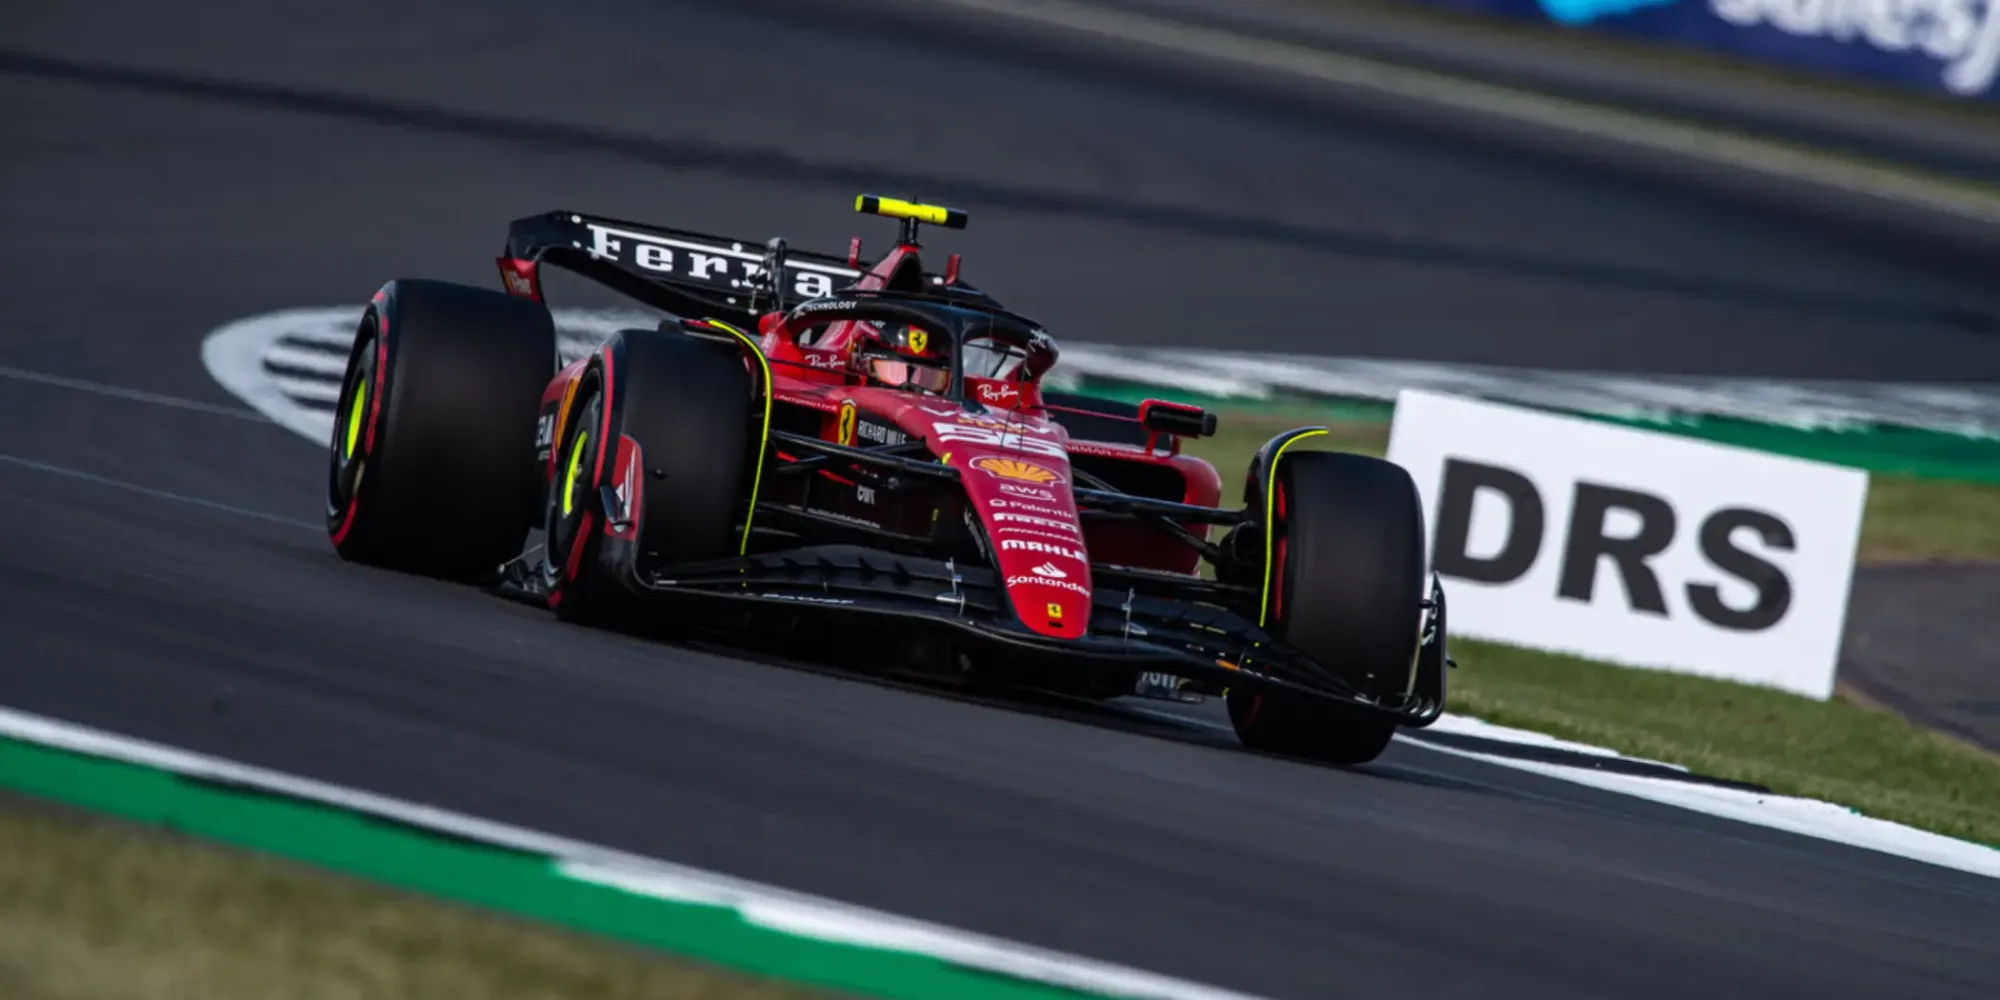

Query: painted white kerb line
<box><xmin>934</xmin><ymin>0</ymin><xmax>2000</xmax><ymax>227</ymax></box>
<box><xmin>202</xmin><ymin>307</ymin><xmax>353</xmax><ymax>444</ymax></box>
<box><xmin>1409</xmin><ymin>736</ymin><xmax>2000</xmax><ymax>879</ymax></box>
<box><xmin>201</xmin><ymin>306</ymin><xmax>663</xmax><ymax>446</ymax></box>
<box><xmin>0</xmin><ymin>705</ymin><xmax>1264</xmax><ymax>1000</ymax></box>
<box><xmin>217</xmin><ymin>307</ymin><xmax>2000</xmax><ymax>443</ymax></box>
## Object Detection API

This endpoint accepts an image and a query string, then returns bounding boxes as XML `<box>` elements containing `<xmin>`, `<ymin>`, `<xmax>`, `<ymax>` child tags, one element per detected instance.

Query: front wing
<box><xmin>497</xmin><ymin>539</ymin><xmax>1449</xmax><ymax>727</ymax></box>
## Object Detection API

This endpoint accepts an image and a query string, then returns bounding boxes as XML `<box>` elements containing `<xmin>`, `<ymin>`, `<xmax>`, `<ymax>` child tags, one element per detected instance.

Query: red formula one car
<box><xmin>324</xmin><ymin>195</ymin><xmax>1451</xmax><ymax>764</ymax></box>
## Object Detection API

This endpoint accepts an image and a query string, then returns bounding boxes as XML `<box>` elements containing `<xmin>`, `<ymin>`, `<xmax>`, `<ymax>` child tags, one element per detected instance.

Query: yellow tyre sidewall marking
<box><xmin>342</xmin><ymin>374</ymin><xmax>366</xmax><ymax>461</ymax></box>
<box><xmin>1259</xmin><ymin>429</ymin><xmax>1327</xmax><ymax>629</ymax></box>
<box><xmin>702</xmin><ymin>320</ymin><xmax>772</xmax><ymax>556</ymax></box>
<box><xmin>562</xmin><ymin>427</ymin><xmax>590</xmax><ymax>519</ymax></box>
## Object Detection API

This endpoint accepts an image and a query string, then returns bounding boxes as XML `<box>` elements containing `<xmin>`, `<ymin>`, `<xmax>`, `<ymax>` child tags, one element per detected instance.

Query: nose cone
<box><xmin>956</xmin><ymin>455</ymin><xmax>1092</xmax><ymax>638</ymax></box>
<box><xmin>994</xmin><ymin>539</ymin><xmax>1091</xmax><ymax>638</ymax></box>
<box><xmin>917</xmin><ymin>404</ymin><xmax>1092</xmax><ymax>639</ymax></box>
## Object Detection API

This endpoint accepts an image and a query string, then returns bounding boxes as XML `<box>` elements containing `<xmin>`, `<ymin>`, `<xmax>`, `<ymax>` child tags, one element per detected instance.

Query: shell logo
<box><xmin>972</xmin><ymin>456</ymin><xmax>1063</xmax><ymax>485</ymax></box>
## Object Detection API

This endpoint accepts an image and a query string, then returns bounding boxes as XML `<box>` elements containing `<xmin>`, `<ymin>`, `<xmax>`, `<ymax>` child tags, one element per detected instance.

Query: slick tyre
<box><xmin>1229</xmin><ymin>450</ymin><xmax>1425</xmax><ymax>766</ymax></box>
<box><xmin>326</xmin><ymin>279</ymin><xmax>556</xmax><ymax>581</ymax></box>
<box><xmin>544</xmin><ymin>329</ymin><xmax>757</xmax><ymax>626</ymax></box>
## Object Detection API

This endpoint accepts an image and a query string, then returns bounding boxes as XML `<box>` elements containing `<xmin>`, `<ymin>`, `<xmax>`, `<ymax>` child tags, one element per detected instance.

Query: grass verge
<box><xmin>1178</xmin><ymin>412</ymin><xmax>2000</xmax><ymax>845</ymax></box>
<box><xmin>0</xmin><ymin>796</ymin><xmax>834</xmax><ymax>1000</ymax></box>
<box><xmin>1442</xmin><ymin>640</ymin><xmax>2000</xmax><ymax>845</ymax></box>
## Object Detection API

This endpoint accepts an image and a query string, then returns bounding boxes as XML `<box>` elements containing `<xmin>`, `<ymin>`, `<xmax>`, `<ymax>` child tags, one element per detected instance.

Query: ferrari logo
<box><xmin>972</xmin><ymin>456</ymin><xmax>1062</xmax><ymax>485</ymax></box>
<box><xmin>907</xmin><ymin>328</ymin><xmax>928</xmax><ymax>355</ymax></box>
<box><xmin>836</xmin><ymin>400</ymin><xmax>857</xmax><ymax>446</ymax></box>
<box><xmin>1047</xmin><ymin>603</ymin><xmax>1062</xmax><ymax>619</ymax></box>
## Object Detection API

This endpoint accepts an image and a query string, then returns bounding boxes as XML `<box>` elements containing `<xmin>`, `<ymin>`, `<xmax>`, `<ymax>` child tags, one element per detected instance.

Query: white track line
<box><xmin>0</xmin><ymin>363</ymin><xmax>269</xmax><ymax>421</ymax></box>
<box><xmin>262</xmin><ymin>343</ymin><xmax>348</xmax><ymax>378</ymax></box>
<box><xmin>203</xmin><ymin>308</ymin><xmax>345</xmax><ymax>443</ymax></box>
<box><xmin>0</xmin><ymin>454</ymin><xmax>317</xmax><ymax>530</ymax></box>
<box><xmin>1410</xmin><ymin>737</ymin><xmax>2000</xmax><ymax>879</ymax></box>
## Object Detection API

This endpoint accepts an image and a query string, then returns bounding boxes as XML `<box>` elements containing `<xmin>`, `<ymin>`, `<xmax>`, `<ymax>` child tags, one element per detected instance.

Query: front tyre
<box><xmin>543</xmin><ymin>329</ymin><xmax>758</xmax><ymax>626</ymax></box>
<box><xmin>326</xmin><ymin>279</ymin><xmax>555</xmax><ymax>581</ymax></box>
<box><xmin>1229</xmin><ymin>450</ymin><xmax>1426</xmax><ymax>765</ymax></box>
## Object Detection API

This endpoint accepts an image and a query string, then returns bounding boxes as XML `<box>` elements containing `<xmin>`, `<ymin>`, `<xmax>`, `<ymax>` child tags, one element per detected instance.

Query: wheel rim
<box><xmin>561</xmin><ymin>423</ymin><xmax>591</xmax><ymax>519</ymax></box>
<box><xmin>544</xmin><ymin>385</ymin><xmax>603</xmax><ymax>578</ymax></box>
<box><xmin>326</xmin><ymin>324</ymin><xmax>377</xmax><ymax>522</ymax></box>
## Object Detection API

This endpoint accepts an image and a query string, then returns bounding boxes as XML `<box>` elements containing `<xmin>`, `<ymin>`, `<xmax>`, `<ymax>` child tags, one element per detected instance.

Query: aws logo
<box><xmin>1536</xmin><ymin>0</ymin><xmax>1675</xmax><ymax>24</ymax></box>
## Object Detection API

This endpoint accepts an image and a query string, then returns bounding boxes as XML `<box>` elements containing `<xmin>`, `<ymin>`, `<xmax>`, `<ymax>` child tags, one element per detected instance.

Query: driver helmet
<box><xmin>857</xmin><ymin>322</ymin><xmax>950</xmax><ymax>394</ymax></box>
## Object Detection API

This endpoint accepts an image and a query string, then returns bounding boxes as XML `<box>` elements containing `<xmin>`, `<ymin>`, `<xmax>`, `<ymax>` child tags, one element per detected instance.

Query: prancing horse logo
<box><xmin>836</xmin><ymin>400</ymin><xmax>857</xmax><ymax>446</ymax></box>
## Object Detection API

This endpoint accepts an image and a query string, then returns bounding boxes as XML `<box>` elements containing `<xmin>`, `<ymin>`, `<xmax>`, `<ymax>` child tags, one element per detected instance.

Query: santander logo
<box><xmin>1032</xmin><ymin>562</ymin><xmax>1067</xmax><ymax>579</ymax></box>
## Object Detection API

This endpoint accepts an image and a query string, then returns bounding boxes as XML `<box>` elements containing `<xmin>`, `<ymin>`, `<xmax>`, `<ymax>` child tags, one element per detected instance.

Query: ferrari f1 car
<box><xmin>324</xmin><ymin>195</ymin><xmax>1451</xmax><ymax>764</ymax></box>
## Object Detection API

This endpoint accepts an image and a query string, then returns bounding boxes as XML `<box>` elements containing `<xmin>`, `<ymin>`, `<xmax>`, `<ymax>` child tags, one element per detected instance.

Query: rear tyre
<box><xmin>543</xmin><ymin>329</ymin><xmax>757</xmax><ymax>626</ymax></box>
<box><xmin>327</xmin><ymin>279</ymin><xmax>555</xmax><ymax>580</ymax></box>
<box><xmin>1228</xmin><ymin>450</ymin><xmax>1426</xmax><ymax>765</ymax></box>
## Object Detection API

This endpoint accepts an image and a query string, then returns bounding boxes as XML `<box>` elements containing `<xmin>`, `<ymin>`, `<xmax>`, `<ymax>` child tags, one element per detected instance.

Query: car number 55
<box><xmin>934</xmin><ymin>423</ymin><xmax>1065</xmax><ymax>458</ymax></box>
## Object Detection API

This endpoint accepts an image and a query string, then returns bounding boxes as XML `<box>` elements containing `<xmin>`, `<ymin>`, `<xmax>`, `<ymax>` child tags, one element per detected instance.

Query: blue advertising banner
<box><xmin>1407</xmin><ymin>0</ymin><xmax>2000</xmax><ymax>102</ymax></box>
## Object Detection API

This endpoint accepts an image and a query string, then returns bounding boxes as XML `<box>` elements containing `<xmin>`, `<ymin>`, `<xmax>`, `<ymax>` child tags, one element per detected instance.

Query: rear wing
<box><xmin>502</xmin><ymin>210</ymin><xmax>994</xmax><ymax>325</ymax></box>
<box><xmin>502</xmin><ymin>211</ymin><xmax>860</xmax><ymax>323</ymax></box>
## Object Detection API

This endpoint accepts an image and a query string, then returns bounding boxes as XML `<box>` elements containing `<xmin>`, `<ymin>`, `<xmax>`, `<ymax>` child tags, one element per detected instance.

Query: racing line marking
<box><xmin>0</xmin><ymin>364</ymin><xmax>310</xmax><ymax>530</ymax></box>
<box><xmin>0</xmin><ymin>454</ymin><xmax>317</xmax><ymax>531</ymax></box>
<box><xmin>0</xmin><ymin>363</ymin><xmax>271</xmax><ymax>422</ymax></box>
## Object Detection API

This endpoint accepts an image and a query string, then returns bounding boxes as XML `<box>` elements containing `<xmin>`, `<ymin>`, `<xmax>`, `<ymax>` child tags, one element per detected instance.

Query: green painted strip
<box><xmin>1587</xmin><ymin>412</ymin><xmax>2000</xmax><ymax>485</ymax></box>
<box><xmin>0</xmin><ymin>735</ymin><xmax>1107</xmax><ymax>1000</ymax></box>
<box><xmin>1065</xmin><ymin>376</ymin><xmax>1397</xmax><ymax>422</ymax></box>
<box><xmin>1063</xmin><ymin>378</ymin><xmax>2000</xmax><ymax>484</ymax></box>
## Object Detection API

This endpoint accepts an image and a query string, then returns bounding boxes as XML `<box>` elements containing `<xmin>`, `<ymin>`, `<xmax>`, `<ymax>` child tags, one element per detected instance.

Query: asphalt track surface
<box><xmin>3</xmin><ymin>2</ymin><xmax>1998</xmax><ymax>998</ymax></box>
<box><xmin>1841</xmin><ymin>562</ymin><xmax>2000</xmax><ymax>755</ymax></box>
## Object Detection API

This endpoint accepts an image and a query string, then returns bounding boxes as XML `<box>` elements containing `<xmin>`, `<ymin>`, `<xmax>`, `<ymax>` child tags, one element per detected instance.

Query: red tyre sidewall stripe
<box><xmin>562</xmin><ymin>513</ymin><xmax>595</xmax><ymax>583</ymax></box>
<box><xmin>329</xmin><ymin>492</ymin><xmax>360</xmax><ymax>547</ymax></box>
<box><xmin>1272</xmin><ymin>536</ymin><xmax>1287</xmax><ymax>625</ymax></box>
<box><xmin>364</xmin><ymin>318</ymin><xmax>387</xmax><ymax>455</ymax></box>
<box><xmin>553</xmin><ymin>357</ymin><xmax>613</xmax><ymax>603</ymax></box>
<box><xmin>593</xmin><ymin>345</ymin><xmax>614</xmax><ymax>486</ymax></box>
<box><xmin>1270</xmin><ymin>480</ymin><xmax>1288</xmax><ymax>625</ymax></box>
<box><xmin>330</xmin><ymin>300</ymin><xmax>390</xmax><ymax>548</ymax></box>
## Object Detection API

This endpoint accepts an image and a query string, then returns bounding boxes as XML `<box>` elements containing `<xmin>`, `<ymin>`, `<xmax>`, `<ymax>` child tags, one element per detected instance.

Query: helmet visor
<box><xmin>868</xmin><ymin>357</ymin><xmax>950</xmax><ymax>394</ymax></box>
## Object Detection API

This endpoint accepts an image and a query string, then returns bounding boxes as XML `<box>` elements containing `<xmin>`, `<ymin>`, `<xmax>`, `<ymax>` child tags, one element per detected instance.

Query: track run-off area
<box><xmin>5</xmin><ymin>1</ymin><xmax>2000</xmax><ymax>998</ymax></box>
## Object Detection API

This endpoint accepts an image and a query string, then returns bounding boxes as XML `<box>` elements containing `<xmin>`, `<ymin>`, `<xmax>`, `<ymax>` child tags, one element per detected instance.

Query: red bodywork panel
<box><xmin>528</xmin><ymin>240</ymin><xmax>1223</xmax><ymax>638</ymax></box>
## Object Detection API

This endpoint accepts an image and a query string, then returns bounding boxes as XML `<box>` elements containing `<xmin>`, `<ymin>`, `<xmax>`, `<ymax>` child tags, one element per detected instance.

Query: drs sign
<box><xmin>1387</xmin><ymin>391</ymin><xmax>1868</xmax><ymax>699</ymax></box>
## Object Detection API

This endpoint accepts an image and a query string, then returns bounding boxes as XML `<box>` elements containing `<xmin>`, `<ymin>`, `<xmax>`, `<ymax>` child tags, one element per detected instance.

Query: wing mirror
<box><xmin>1139</xmin><ymin>399</ymin><xmax>1218</xmax><ymax>439</ymax></box>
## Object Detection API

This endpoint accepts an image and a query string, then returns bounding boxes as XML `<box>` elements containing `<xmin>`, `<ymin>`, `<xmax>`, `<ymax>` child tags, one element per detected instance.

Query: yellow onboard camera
<box><xmin>852</xmin><ymin>194</ymin><xmax>968</xmax><ymax>250</ymax></box>
<box><xmin>855</xmin><ymin>194</ymin><xmax>968</xmax><ymax>230</ymax></box>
